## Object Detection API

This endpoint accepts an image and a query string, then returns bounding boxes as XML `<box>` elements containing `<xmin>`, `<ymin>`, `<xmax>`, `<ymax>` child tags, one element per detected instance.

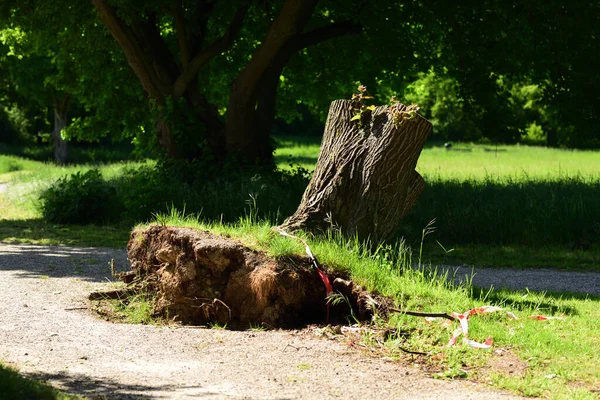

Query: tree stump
<box><xmin>279</xmin><ymin>99</ymin><xmax>432</xmax><ymax>242</ymax></box>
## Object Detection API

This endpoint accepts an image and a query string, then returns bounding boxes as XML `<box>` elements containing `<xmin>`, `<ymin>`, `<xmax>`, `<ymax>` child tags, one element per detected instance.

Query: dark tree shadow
<box><xmin>0</xmin><ymin>240</ymin><xmax>128</xmax><ymax>283</ymax></box>
<box><xmin>24</xmin><ymin>370</ymin><xmax>222</xmax><ymax>399</ymax></box>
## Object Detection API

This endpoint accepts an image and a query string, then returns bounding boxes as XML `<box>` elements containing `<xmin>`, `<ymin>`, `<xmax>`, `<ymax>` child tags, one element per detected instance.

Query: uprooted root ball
<box><xmin>126</xmin><ymin>225</ymin><xmax>392</xmax><ymax>329</ymax></box>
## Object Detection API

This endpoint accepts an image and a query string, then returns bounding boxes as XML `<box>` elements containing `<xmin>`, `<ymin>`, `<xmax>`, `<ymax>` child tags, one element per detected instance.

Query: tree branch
<box><xmin>232</xmin><ymin>0</ymin><xmax>319</xmax><ymax>100</ymax></box>
<box><xmin>296</xmin><ymin>20</ymin><xmax>362</xmax><ymax>50</ymax></box>
<box><xmin>193</xmin><ymin>0</ymin><xmax>217</xmax><ymax>50</ymax></box>
<box><xmin>174</xmin><ymin>0</ymin><xmax>190</xmax><ymax>67</ymax></box>
<box><xmin>173</xmin><ymin>3</ymin><xmax>250</xmax><ymax>99</ymax></box>
<box><xmin>144</xmin><ymin>13</ymin><xmax>181</xmax><ymax>79</ymax></box>
<box><xmin>389</xmin><ymin>307</ymin><xmax>456</xmax><ymax>321</ymax></box>
<box><xmin>92</xmin><ymin>0</ymin><xmax>169</xmax><ymax>99</ymax></box>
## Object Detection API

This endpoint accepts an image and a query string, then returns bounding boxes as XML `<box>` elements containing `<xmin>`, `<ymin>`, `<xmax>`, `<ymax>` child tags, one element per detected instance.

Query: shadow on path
<box><xmin>26</xmin><ymin>370</ymin><xmax>222</xmax><ymax>399</ymax></box>
<box><xmin>0</xmin><ymin>242</ymin><xmax>128</xmax><ymax>282</ymax></box>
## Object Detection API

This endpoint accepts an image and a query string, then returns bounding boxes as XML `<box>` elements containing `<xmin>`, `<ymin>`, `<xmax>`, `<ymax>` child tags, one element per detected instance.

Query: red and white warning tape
<box><xmin>274</xmin><ymin>228</ymin><xmax>333</xmax><ymax>322</ymax></box>
<box><xmin>426</xmin><ymin>305</ymin><xmax>564</xmax><ymax>349</ymax></box>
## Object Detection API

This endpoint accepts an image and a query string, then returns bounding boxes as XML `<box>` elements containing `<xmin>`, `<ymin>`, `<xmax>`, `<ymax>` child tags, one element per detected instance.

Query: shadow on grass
<box><xmin>0</xmin><ymin>218</ymin><xmax>130</xmax><ymax>248</ymax></box>
<box><xmin>421</xmin><ymin>243</ymin><xmax>600</xmax><ymax>271</ymax></box>
<box><xmin>401</xmin><ymin>177</ymin><xmax>600</xmax><ymax>248</ymax></box>
<box><xmin>0</xmin><ymin>235</ymin><xmax>128</xmax><ymax>283</ymax></box>
<box><xmin>468</xmin><ymin>286</ymin><xmax>600</xmax><ymax>317</ymax></box>
<box><xmin>0</xmin><ymin>363</ymin><xmax>74</xmax><ymax>400</ymax></box>
<box><xmin>273</xmin><ymin>154</ymin><xmax>319</xmax><ymax>167</ymax></box>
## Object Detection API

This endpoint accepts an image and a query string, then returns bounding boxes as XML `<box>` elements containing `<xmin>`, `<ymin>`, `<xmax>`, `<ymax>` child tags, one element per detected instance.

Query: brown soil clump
<box><xmin>125</xmin><ymin>225</ymin><xmax>392</xmax><ymax>328</ymax></box>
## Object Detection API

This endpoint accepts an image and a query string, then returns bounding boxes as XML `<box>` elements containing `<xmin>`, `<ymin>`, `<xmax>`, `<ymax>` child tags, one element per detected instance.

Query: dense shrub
<box><xmin>39</xmin><ymin>169</ymin><xmax>121</xmax><ymax>224</ymax></box>
<box><xmin>113</xmin><ymin>162</ymin><xmax>311</xmax><ymax>224</ymax></box>
<box><xmin>39</xmin><ymin>162</ymin><xmax>311</xmax><ymax>226</ymax></box>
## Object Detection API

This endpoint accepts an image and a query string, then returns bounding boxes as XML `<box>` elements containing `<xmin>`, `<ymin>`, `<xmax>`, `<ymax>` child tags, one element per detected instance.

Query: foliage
<box><xmin>349</xmin><ymin>84</ymin><xmax>375</xmax><ymax>123</ymax></box>
<box><xmin>387</xmin><ymin>98</ymin><xmax>420</xmax><ymax>128</ymax></box>
<box><xmin>0</xmin><ymin>4</ymin><xmax>151</xmax><ymax>157</ymax></box>
<box><xmin>35</xmin><ymin>157</ymin><xmax>310</xmax><ymax>226</ymax></box>
<box><xmin>39</xmin><ymin>169</ymin><xmax>120</xmax><ymax>224</ymax></box>
<box><xmin>2</xmin><ymin>0</ymin><xmax>598</xmax><ymax>165</ymax></box>
<box><xmin>113</xmin><ymin>162</ymin><xmax>311</xmax><ymax>224</ymax></box>
<box><xmin>403</xmin><ymin>71</ymin><xmax>483</xmax><ymax>141</ymax></box>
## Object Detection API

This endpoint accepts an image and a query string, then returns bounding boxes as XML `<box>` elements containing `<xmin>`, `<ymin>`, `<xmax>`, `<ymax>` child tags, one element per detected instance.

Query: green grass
<box><xmin>0</xmin><ymin>154</ymin><xmax>153</xmax><ymax>247</ymax></box>
<box><xmin>422</xmin><ymin>243</ymin><xmax>600</xmax><ymax>271</ymax></box>
<box><xmin>274</xmin><ymin>136</ymin><xmax>321</xmax><ymax>171</ymax></box>
<box><xmin>417</xmin><ymin>142</ymin><xmax>600</xmax><ymax>181</ymax></box>
<box><xmin>275</xmin><ymin>137</ymin><xmax>600</xmax><ymax>180</ymax></box>
<box><xmin>0</xmin><ymin>362</ymin><xmax>80</xmax><ymax>399</ymax></box>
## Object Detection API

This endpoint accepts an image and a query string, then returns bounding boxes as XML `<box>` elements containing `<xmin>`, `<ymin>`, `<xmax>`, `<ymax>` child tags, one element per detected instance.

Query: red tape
<box><xmin>446</xmin><ymin>306</ymin><xmax>512</xmax><ymax>349</ymax></box>
<box><xmin>275</xmin><ymin>228</ymin><xmax>333</xmax><ymax>323</ymax></box>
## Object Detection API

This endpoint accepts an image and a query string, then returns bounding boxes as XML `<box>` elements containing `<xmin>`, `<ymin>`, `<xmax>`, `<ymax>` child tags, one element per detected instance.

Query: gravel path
<box><xmin>0</xmin><ymin>243</ymin><xmax>531</xmax><ymax>399</ymax></box>
<box><xmin>438</xmin><ymin>265</ymin><xmax>600</xmax><ymax>296</ymax></box>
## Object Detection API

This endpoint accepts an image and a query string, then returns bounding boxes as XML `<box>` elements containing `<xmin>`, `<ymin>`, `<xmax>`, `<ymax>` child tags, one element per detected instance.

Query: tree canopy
<box><xmin>1</xmin><ymin>0</ymin><xmax>598</xmax><ymax>164</ymax></box>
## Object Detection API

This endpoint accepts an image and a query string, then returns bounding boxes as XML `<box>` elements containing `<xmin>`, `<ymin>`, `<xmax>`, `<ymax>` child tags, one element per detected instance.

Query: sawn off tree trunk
<box><xmin>279</xmin><ymin>99</ymin><xmax>432</xmax><ymax>242</ymax></box>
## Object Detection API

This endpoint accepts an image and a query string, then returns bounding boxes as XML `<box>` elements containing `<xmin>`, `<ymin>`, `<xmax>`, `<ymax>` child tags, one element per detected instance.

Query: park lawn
<box><xmin>275</xmin><ymin>136</ymin><xmax>600</xmax><ymax>181</ymax></box>
<box><xmin>275</xmin><ymin>136</ymin><xmax>600</xmax><ymax>269</ymax></box>
<box><xmin>2</xmin><ymin>140</ymin><xmax>600</xmax><ymax>266</ymax></box>
<box><xmin>0</xmin><ymin>156</ymin><xmax>142</xmax><ymax>248</ymax></box>
<box><xmin>417</xmin><ymin>142</ymin><xmax>600</xmax><ymax>181</ymax></box>
<box><xmin>422</xmin><ymin>243</ymin><xmax>600</xmax><ymax>271</ymax></box>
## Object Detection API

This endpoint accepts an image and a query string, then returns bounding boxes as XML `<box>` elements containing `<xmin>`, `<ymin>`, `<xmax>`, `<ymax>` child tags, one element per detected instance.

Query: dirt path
<box><xmin>0</xmin><ymin>243</ymin><xmax>532</xmax><ymax>399</ymax></box>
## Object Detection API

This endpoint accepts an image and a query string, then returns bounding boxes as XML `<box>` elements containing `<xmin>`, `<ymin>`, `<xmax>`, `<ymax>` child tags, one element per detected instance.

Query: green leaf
<box><xmin>350</xmin><ymin>114</ymin><xmax>361</xmax><ymax>121</ymax></box>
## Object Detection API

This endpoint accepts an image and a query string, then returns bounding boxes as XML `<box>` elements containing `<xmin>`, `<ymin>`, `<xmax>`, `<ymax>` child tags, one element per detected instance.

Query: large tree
<box><xmin>3</xmin><ymin>0</ymin><xmax>598</xmax><ymax>165</ymax></box>
<box><xmin>88</xmin><ymin>0</ymin><xmax>369</xmax><ymax>163</ymax></box>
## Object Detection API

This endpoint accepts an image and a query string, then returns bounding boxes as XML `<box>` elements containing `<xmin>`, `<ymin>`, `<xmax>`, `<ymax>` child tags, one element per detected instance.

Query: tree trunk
<box><xmin>52</xmin><ymin>95</ymin><xmax>70</xmax><ymax>164</ymax></box>
<box><xmin>279</xmin><ymin>99</ymin><xmax>432</xmax><ymax>242</ymax></box>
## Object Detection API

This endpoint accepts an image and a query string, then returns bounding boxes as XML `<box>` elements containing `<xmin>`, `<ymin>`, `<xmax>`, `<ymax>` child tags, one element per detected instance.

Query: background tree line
<box><xmin>1</xmin><ymin>0</ymin><xmax>598</xmax><ymax>165</ymax></box>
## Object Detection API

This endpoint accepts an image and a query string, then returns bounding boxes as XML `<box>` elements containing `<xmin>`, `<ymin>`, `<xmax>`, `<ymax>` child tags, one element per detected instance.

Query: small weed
<box><xmin>208</xmin><ymin>322</ymin><xmax>228</xmax><ymax>330</ymax></box>
<box><xmin>296</xmin><ymin>363</ymin><xmax>312</xmax><ymax>371</ymax></box>
<box><xmin>248</xmin><ymin>323</ymin><xmax>268</xmax><ymax>332</ymax></box>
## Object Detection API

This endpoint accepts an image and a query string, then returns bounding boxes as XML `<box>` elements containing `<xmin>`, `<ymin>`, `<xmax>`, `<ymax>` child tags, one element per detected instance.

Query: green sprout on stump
<box><xmin>349</xmin><ymin>84</ymin><xmax>375</xmax><ymax>124</ymax></box>
<box><xmin>388</xmin><ymin>96</ymin><xmax>420</xmax><ymax>127</ymax></box>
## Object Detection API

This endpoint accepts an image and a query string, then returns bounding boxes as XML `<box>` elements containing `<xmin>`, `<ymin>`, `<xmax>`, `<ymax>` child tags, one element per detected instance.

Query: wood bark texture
<box><xmin>279</xmin><ymin>99</ymin><xmax>432</xmax><ymax>241</ymax></box>
<box><xmin>52</xmin><ymin>95</ymin><xmax>70</xmax><ymax>164</ymax></box>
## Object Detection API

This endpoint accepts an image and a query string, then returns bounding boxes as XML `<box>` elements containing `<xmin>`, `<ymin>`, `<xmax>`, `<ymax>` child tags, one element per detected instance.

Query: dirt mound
<box><xmin>126</xmin><ymin>225</ymin><xmax>391</xmax><ymax>328</ymax></box>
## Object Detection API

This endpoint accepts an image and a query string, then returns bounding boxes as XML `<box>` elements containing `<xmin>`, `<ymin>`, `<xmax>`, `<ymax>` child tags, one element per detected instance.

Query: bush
<box><xmin>38</xmin><ymin>162</ymin><xmax>311</xmax><ymax>226</ymax></box>
<box><xmin>113</xmin><ymin>163</ymin><xmax>311</xmax><ymax>224</ymax></box>
<box><xmin>40</xmin><ymin>169</ymin><xmax>121</xmax><ymax>224</ymax></box>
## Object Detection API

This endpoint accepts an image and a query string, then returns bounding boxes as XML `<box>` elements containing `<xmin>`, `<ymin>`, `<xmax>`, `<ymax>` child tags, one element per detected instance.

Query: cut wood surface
<box><xmin>280</xmin><ymin>99</ymin><xmax>432</xmax><ymax>241</ymax></box>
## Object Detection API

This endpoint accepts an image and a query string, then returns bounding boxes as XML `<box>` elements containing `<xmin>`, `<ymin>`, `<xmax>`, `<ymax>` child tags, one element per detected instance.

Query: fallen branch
<box><xmin>397</xmin><ymin>346</ymin><xmax>428</xmax><ymax>356</ymax></box>
<box><xmin>388</xmin><ymin>307</ymin><xmax>456</xmax><ymax>321</ymax></box>
<box><xmin>88</xmin><ymin>288</ymin><xmax>139</xmax><ymax>301</ymax></box>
